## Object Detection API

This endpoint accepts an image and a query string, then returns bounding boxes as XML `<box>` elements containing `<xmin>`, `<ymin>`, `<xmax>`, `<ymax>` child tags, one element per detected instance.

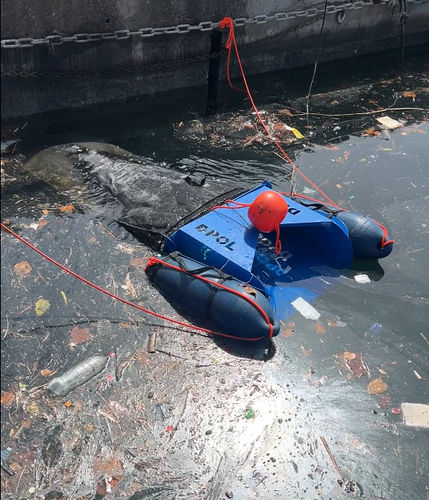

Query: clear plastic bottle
<box><xmin>47</xmin><ymin>355</ymin><xmax>107</xmax><ymax>396</ymax></box>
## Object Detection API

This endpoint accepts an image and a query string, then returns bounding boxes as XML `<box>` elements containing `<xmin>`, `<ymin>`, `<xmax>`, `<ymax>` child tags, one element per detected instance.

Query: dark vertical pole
<box><xmin>206</xmin><ymin>29</ymin><xmax>222</xmax><ymax>114</ymax></box>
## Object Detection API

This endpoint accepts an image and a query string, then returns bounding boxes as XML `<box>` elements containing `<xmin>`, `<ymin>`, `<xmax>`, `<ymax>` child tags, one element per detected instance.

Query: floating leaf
<box><xmin>64</xmin><ymin>401</ymin><xmax>73</xmax><ymax>407</ymax></box>
<box><xmin>291</xmin><ymin>128</ymin><xmax>304</xmax><ymax>139</ymax></box>
<box><xmin>35</xmin><ymin>298</ymin><xmax>50</xmax><ymax>316</ymax></box>
<box><xmin>59</xmin><ymin>203</ymin><xmax>74</xmax><ymax>213</ymax></box>
<box><xmin>243</xmin><ymin>285</ymin><xmax>257</xmax><ymax>297</ymax></box>
<box><xmin>278</xmin><ymin>108</ymin><xmax>294</xmax><ymax>117</ymax></box>
<box><xmin>1</xmin><ymin>392</ymin><xmax>14</xmax><ymax>406</ymax></box>
<box><xmin>40</xmin><ymin>369</ymin><xmax>56</xmax><ymax>377</ymax></box>
<box><xmin>362</xmin><ymin>127</ymin><xmax>381</xmax><ymax>137</ymax></box>
<box><xmin>60</xmin><ymin>291</ymin><xmax>68</xmax><ymax>305</ymax></box>
<box><xmin>368</xmin><ymin>378</ymin><xmax>387</xmax><ymax>395</ymax></box>
<box><xmin>14</xmin><ymin>261</ymin><xmax>32</xmax><ymax>277</ymax></box>
<box><xmin>70</xmin><ymin>325</ymin><xmax>91</xmax><ymax>345</ymax></box>
<box><xmin>282</xmin><ymin>328</ymin><xmax>294</xmax><ymax>338</ymax></box>
<box><xmin>315</xmin><ymin>321</ymin><xmax>326</xmax><ymax>335</ymax></box>
<box><xmin>38</xmin><ymin>219</ymin><xmax>48</xmax><ymax>228</ymax></box>
<box><xmin>402</xmin><ymin>90</ymin><xmax>416</xmax><ymax>101</ymax></box>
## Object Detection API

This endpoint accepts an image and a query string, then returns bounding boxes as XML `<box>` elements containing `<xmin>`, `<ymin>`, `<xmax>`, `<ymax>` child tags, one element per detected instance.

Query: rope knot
<box><xmin>218</xmin><ymin>17</ymin><xmax>233</xmax><ymax>29</ymax></box>
<box><xmin>145</xmin><ymin>257</ymin><xmax>160</xmax><ymax>268</ymax></box>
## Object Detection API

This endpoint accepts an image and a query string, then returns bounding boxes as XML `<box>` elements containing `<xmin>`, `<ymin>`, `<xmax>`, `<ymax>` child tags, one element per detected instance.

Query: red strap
<box><xmin>148</xmin><ymin>256</ymin><xmax>274</xmax><ymax>339</ymax></box>
<box><xmin>0</xmin><ymin>222</ymin><xmax>266</xmax><ymax>342</ymax></box>
<box><xmin>372</xmin><ymin>219</ymin><xmax>394</xmax><ymax>248</ymax></box>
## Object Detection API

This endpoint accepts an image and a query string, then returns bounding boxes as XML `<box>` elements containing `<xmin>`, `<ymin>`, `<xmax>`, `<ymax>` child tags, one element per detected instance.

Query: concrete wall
<box><xmin>2</xmin><ymin>0</ymin><xmax>429</xmax><ymax>119</ymax></box>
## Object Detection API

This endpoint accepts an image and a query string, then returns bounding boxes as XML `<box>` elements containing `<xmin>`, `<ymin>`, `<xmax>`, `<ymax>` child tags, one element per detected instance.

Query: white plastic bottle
<box><xmin>47</xmin><ymin>355</ymin><xmax>107</xmax><ymax>396</ymax></box>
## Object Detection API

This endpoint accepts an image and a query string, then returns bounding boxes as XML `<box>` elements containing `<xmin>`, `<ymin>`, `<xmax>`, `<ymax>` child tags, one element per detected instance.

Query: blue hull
<box><xmin>163</xmin><ymin>182</ymin><xmax>354</xmax><ymax>325</ymax></box>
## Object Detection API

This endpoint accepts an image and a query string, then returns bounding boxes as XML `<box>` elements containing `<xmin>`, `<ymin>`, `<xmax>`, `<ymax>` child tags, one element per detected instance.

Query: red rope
<box><xmin>210</xmin><ymin>199</ymin><xmax>250</xmax><ymax>211</ymax></box>
<box><xmin>218</xmin><ymin>17</ymin><xmax>342</xmax><ymax>210</ymax></box>
<box><xmin>281</xmin><ymin>192</ymin><xmax>393</xmax><ymax>247</ymax></box>
<box><xmin>0</xmin><ymin>222</ymin><xmax>266</xmax><ymax>342</ymax></box>
<box><xmin>372</xmin><ymin>219</ymin><xmax>394</xmax><ymax>248</ymax></box>
<box><xmin>218</xmin><ymin>18</ymin><xmax>393</xmax><ymax>250</ymax></box>
<box><xmin>281</xmin><ymin>192</ymin><xmax>345</xmax><ymax>210</ymax></box>
<box><xmin>147</xmin><ymin>257</ymin><xmax>274</xmax><ymax>339</ymax></box>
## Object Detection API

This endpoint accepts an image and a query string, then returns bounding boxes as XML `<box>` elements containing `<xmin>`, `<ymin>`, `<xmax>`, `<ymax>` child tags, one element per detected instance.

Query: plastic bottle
<box><xmin>47</xmin><ymin>355</ymin><xmax>107</xmax><ymax>396</ymax></box>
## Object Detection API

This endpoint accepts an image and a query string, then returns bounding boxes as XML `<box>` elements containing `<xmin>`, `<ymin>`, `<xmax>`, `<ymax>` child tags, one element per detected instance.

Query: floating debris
<box><xmin>401</xmin><ymin>403</ymin><xmax>429</xmax><ymax>428</ymax></box>
<box><xmin>244</xmin><ymin>407</ymin><xmax>255</xmax><ymax>419</ymax></box>
<box><xmin>47</xmin><ymin>355</ymin><xmax>107</xmax><ymax>396</ymax></box>
<box><xmin>354</xmin><ymin>274</ymin><xmax>371</xmax><ymax>284</ymax></box>
<box><xmin>370</xmin><ymin>322</ymin><xmax>383</xmax><ymax>333</ymax></box>
<box><xmin>368</xmin><ymin>378</ymin><xmax>388</xmax><ymax>395</ymax></box>
<box><xmin>376</xmin><ymin>116</ymin><xmax>403</xmax><ymax>130</ymax></box>
<box><xmin>35</xmin><ymin>298</ymin><xmax>51</xmax><ymax>316</ymax></box>
<box><xmin>291</xmin><ymin>297</ymin><xmax>321</xmax><ymax>320</ymax></box>
<box><xmin>336</xmin><ymin>352</ymin><xmax>370</xmax><ymax>379</ymax></box>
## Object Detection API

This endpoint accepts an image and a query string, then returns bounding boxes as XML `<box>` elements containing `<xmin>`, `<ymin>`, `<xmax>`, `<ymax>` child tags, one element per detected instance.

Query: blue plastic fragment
<box><xmin>370</xmin><ymin>322</ymin><xmax>383</xmax><ymax>332</ymax></box>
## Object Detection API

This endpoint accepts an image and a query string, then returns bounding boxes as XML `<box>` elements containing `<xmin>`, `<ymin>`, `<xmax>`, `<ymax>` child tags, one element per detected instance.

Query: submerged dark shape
<box><xmin>24</xmin><ymin>142</ymin><xmax>243</xmax><ymax>249</ymax></box>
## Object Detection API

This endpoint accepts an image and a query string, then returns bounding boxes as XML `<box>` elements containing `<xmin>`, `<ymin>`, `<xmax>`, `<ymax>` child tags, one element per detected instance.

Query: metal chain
<box><xmin>1</xmin><ymin>50</ymin><xmax>227</xmax><ymax>79</ymax></box>
<box><xmin>3</xmin><ymin>0</ymin><xmax>425</xmax><ymax>49</ymax></box>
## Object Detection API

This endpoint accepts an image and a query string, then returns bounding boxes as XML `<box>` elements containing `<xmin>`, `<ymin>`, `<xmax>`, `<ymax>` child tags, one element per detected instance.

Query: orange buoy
<box><xmin>248</xmin><ymin>191</ymin><xmax>288</xmax><ymax>233</ymax></box>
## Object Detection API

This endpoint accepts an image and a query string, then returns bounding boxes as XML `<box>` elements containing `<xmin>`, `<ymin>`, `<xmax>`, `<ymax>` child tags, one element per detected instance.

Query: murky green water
<box><xmin>1</xmin><ymin>48</ymin><xmax>428</xmax><ymax>499</ymax></box>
